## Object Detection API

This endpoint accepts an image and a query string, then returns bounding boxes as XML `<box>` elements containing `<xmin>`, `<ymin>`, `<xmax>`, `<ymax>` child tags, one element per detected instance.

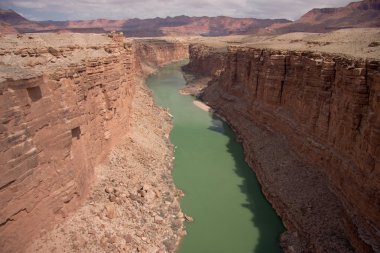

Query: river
<box><xmin>147</xmin><ymin>61</ymin><xmax>284</xmax><ymax>253</ymax></box>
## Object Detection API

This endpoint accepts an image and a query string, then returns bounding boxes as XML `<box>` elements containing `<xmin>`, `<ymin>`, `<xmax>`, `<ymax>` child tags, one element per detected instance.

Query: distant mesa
<box><xmin>0</xmin><ymin>9</ymin><xmax>30</xmax><ymax>25</ymax></box>
<box><xmin>0</xmin><ymin>10</ymin><xmax>291</xmax><ymax>36</ymax></box>
<box><xmin>0</xmin><ymin>0</ymin><xmax>379</xmax><ymax>36</ymax></box>
<box><xmin>0</xmin><ymin>21</ymin><xmax>17</xmax><ymax>34</ymax></box>
<box><xmin>271</xmin><ymin>0</ymin><xmax>380</xmax><ymax>33</ymax></box>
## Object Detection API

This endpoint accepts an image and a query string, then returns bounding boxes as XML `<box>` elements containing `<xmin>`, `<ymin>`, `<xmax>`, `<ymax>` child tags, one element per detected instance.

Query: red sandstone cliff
<box><xmin>0</xmin><ymin>33</ymin><xmax>188</xmax><ymax>252</ymax></box>
<box><xmin>185</xmin><ymin>44</ymin><xmax>380</xmax><ymax>252</ymax></box>
<box><xmin>0</xmin><ymin>33</ymin><xmax>137</xmax><ymax>252</ymax></box>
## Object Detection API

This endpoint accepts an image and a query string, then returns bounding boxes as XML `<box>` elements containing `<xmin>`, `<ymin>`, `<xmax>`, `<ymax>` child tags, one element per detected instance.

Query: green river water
<box><xmin>147</xmin><ymin>61</ymin><xmax>284</xmax><ymax>253</ymax></box>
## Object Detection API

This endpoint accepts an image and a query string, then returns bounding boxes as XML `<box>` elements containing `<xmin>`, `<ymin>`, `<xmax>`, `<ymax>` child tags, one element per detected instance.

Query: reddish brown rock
<box><xmin>0</xmin><ymin>33</ymin><xmax>188</xmax><ymax>253</ymax></box>
<box><xmin>0</xmin><ymin>33</ymin><xmax>136</xmax><ymax>253</ymax></box>
<box><xmin>186</xmin><ymin>44</ymin><xmax>380</xmax><ymax>252</ymax></box>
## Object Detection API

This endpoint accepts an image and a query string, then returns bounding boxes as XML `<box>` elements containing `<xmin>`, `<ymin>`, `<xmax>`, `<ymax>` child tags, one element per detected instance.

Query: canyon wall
<box><xmin>0</xmin><ymin>33</ymin><xmax>188</xmax><ymax>252</ymax></box>
<box><xmin>186</xmin><ymin>44</ymin><xmax>380</xmax><ymax>252</ymax></box>
<box><xmin>182</xmin><ymin>44</ymin><xmax>226</xmax><ymax>77</ymax></box>
<box><xmin>134</xmin><ymin>38</ymin><xmax>188</xmax><ymax>76</ymax></box>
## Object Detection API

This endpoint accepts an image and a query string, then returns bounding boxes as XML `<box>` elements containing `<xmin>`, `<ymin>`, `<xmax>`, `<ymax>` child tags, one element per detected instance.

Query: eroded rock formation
<box><xmin>185</xmin><ymin>44</ymin><xmax>380</xmax><ymax>252</ymax></box>
<box><xmin>0</xmin><ymin>33</ymin><xmax>188</xmax><ymax>252</ymax></box>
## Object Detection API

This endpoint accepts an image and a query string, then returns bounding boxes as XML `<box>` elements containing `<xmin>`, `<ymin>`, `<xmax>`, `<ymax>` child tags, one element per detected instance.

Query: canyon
<box><xmin>183</xmin><ymin>29</ymin><xmax>380</xmax><ymax>252</ymax></box>
<box><xmin>0</xmin><ymin>4</ymin><xmax>379</xmax><ymax>252</ymax></box>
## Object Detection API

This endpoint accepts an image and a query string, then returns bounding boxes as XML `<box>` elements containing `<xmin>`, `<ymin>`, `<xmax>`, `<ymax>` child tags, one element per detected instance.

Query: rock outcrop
<box><xmin>0</xmin><ymin>33</ymin><xmax>188</xmax><ymax>252</ymax></box>
<box><xmin>185</xmin><ymin>44</ymin><xmax>380</xmax><ymax>252</ymax></box>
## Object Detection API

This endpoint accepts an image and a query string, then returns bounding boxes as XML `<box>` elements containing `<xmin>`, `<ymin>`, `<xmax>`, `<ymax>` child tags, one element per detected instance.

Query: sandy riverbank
<box><xmin>192</xmin><ymin>100</ymin><xmax>212</xmax><ymax>112</ymax></box>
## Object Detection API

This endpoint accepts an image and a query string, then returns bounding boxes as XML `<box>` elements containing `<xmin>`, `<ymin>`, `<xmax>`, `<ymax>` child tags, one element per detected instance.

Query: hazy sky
<box><xmin>0</xmin><ymin>0</ymin><xmax>355</xmax><ymax>21</ymax></box>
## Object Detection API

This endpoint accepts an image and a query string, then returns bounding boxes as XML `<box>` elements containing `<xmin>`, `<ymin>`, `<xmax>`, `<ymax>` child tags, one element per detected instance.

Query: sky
<box><xmin>0</xmin><ymin>0</ymin><xmax>355</xmax><ymax>21</ymax></box>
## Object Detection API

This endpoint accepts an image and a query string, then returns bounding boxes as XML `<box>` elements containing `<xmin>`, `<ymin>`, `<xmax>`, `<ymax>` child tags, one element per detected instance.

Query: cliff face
<box><xmin>0</xmin><ymin>33</ymin><xmax>136</xmax><ymax>252</ymax></box>
<box><xmin>0</xmin><ymin>33</ymin><xmax>188</xmax><ymax>252</ymax></box>
<box><xmin>186</xmin><ymin>44</ymin><xmax>380</xmax><ymax>252</ymax></box>
<box><xmin>134</xmin><ymin>39</ymin><xmax>189</xmax><ymax>75</ymax></box>
<box><xmin>182</xmin><ymin>44</ymin><xmax>226</xmax><ymax>78</ymax></box>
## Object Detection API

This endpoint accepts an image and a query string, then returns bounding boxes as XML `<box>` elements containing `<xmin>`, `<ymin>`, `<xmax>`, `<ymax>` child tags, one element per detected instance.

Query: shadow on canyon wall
<box><xmin>208</xmin><ymin>114</ymin><xmax>284</xmax><ymax>253</ymax></box>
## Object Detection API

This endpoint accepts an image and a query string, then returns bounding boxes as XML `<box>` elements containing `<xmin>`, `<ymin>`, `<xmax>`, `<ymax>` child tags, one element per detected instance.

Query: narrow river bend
<box><xmin>147</xmin><ymin>61</ymin><xmax>284</xmax><ymax>253</ymax></box>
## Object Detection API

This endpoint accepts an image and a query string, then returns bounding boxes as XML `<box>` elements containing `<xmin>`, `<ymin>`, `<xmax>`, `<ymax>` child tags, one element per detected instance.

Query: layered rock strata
<box><xmin>185</xmin><ymin>44</ymin><xmax>380</xmax><ymax>252</ymax></box>
<box><xmin>27</xmin><ymin>70</ymin><xmax>186</xmax><ymax>253</ymax></box>
<box><xmin>0</xmin><ymin>33</ymin><xmax>188</xmax><ymax>252</ymax></box>
<box><xmin>134</xmin><ymin>38</ymin><xmax>189</xmax><ymax>75</ymax></box>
